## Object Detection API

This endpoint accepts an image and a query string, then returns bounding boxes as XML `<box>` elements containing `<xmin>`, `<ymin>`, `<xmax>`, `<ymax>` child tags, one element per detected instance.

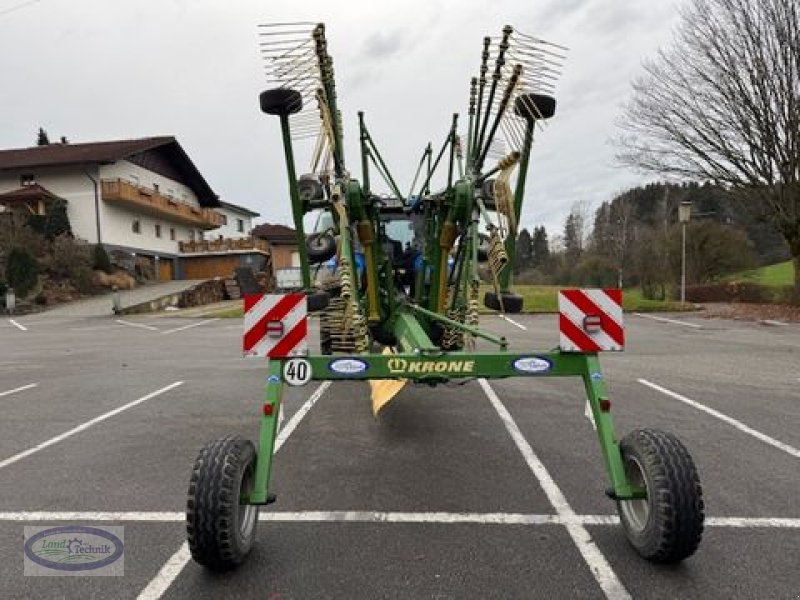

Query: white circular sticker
<box><xmin>283</xmin><ymin>358</ymin><xmax>312</xmax><ymax>386</ymax></box>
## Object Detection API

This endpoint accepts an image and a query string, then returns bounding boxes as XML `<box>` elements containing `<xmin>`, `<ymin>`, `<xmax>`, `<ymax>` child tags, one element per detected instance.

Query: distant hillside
<box><xmin>730</xmin><ymin>260</ymin><xmax>794</xmax><ymax>287</ymax></box>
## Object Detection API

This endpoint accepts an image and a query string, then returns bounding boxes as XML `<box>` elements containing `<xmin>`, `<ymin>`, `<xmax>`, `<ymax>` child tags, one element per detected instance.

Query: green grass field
<box><xmin>204</xmin><ymin>285</ymin><xmax>685</xmax><ymax>318</ymax></box>
<box><xmin>479</xmin><ymin>285</ymin><xmax>685</xmax><ymax>313</ymax></box>
<box><xmin>730</xmin><ymin>260</ymin><xmax>794</xmax><ymax>287</ymax></box>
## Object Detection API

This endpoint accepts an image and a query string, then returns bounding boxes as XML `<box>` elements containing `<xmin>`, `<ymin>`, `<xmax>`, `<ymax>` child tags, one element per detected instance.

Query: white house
<box><xmin>211</xmin><ymin>201</ymin><xmax>259</xmax><ymax>240</ymax></box>
<box><xmin>0</xmin><ymin>137</ymin><xmax>262</xmax><ymax>280</ymax></box>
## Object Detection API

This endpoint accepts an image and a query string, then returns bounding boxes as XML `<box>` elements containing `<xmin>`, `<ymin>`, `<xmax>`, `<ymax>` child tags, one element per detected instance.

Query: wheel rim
<box><xmin>238</xmin><ymin>464</ymin><xmax>257</xmax><ymax>539</ymax></box>
<box><xmin>620</xmin><ymin>455</ymin><xmax>650</xmax><ymax>533</ymax></box>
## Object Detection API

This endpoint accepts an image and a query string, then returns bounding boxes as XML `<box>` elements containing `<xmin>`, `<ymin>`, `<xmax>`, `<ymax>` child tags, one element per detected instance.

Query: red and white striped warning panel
<box><xmin>243</xmin><ymin>293</ymin><xmax>308</xmax><ymax>358</ymax></box>
<box><xmin>558</xmin><ymin>289</ymin><xmax>624</xmax><ymax>352</ymax></box>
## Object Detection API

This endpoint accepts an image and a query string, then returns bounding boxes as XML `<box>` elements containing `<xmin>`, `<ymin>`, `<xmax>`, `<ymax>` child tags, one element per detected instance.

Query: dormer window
<box><xmin>20</xmin><ymin>173</ymin><xmax>35</xmax><ymax>186</ymax></box>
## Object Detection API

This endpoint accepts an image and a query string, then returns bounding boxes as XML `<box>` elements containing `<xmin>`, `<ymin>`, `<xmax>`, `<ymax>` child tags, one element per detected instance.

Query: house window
<box><xmin>188</xmin><ymin>230</ymin><xmax>195</xmax><ymax>242</ymax></box>
<box><xmin>132</xmin><ymin>219</ymin><xmax>141</xmax><ymax>234</ymax></box>
<box><xmin>170</xmin><ymin>227</ymin><xmax>176</xmax><ymax>241</ymax></box>
<box><xmin>221</xmin><ymin>215</ymin><xmax>228</xmax><ymax>225</ymax></box>
<box><xmin>20</xmin><ymin>173</ymin><xmax>35</xmax><ymax>186</ymax></box>
<box><xmin>153</xmin><ymin>183</ymin><xmax>160</xmax><ymax>192</ymax></box>
<box><xmin>237</xmin><ymin>218</ymin><xmax>244</xmax><ymax>233</ymax></box>
<box><xmin>155</xmin><ymin>224</ymin><xmax>162</xmax><ymax>238</ymax></box>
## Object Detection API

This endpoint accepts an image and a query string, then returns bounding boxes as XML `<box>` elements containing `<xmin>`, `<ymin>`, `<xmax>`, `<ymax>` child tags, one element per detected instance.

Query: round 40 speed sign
<box><xmin>283</xmin><ymin>358</ymin><xmax>312</xmax><ymax>386</ymax></box>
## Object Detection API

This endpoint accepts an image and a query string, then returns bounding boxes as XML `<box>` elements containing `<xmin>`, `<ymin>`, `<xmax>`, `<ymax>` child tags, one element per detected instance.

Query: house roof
<box><xmin>218</xmin><ymin>200</ymin><xmax>260</xmax><ymax>218</ymax></box>
<box><xmin>251</xmin><ymin>223</ymin><xmax>297</xmax><ymax>244</ymax></box>
<box><xmin>0</xmin><ymin>183</ymin><xmax>63</xmax><ymax>203</ymax></box>
<box><xmin>0</xmin><ymin>137</ymin><xmax>219</xmax><ymax>207</ymax></box>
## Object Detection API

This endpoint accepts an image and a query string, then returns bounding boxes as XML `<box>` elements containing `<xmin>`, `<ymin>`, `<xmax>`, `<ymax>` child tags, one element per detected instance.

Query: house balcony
<box><xmin>101</xmin><ymin>179</ymin><xmax>225</xmax><ymax>230</ymax></box>
<box><xmin>178</xmin><ymin>237</ymin><xmax>270</xmax><ymax>254</ymax></box>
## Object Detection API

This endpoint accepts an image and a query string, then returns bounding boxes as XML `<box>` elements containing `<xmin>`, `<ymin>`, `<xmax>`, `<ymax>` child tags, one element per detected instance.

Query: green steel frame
<box><xmin>243</xmin><ymin>350</ymin><xmax>645</xmax><ymax>506</ymax></box>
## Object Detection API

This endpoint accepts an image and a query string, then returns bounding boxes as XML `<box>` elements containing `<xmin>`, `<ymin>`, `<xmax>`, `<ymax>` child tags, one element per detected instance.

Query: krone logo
<box><xmin>387</xmin><ymin>358</ymin><xmax>408</xmax><ymax>373</ymax></box>
<box><xmin>387</xmin><ymin>358</ymin><xmax>475</xmax><ymax>375</ymax></box>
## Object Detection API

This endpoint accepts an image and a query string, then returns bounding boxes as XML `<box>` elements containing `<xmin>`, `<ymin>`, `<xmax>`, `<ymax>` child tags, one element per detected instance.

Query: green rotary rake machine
<box><xmin>185</xmin><ymin>22</ymin><xmax>705</xmax><ymax>571</ymax></box>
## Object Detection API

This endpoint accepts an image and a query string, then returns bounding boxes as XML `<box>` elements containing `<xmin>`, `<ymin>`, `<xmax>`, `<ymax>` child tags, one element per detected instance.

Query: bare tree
<box><xmin>572</xmin><ymin>200</ymin><xmax>592</xmax><ymax>252</ymax></box>
<box><xmin>610</xmin><ymin>193</ymin><xmax>635</xmax><ymax>288</ymax></box>
<box><xmin>615</xmin><ymin>0</ymin><xmax>800</xmax><ymax>294</ymax></box>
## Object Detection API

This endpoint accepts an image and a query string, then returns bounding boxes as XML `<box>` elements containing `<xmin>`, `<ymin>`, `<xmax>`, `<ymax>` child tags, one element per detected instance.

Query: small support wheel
<box><xmin>307</xmin><ymin>232</ymin><xmax>337</xmax><ymax>264</ymax></box>
<box><xmin>320</xmin><ymin>327</ymin><xmax>332</xmax><ymax>354</ymax></box>
<box><xmin>187</xmin><ymin>436</ymin><xmax>259</xmax><ymax>571</ymax></box>
<box><xmin>617</xmin><ymin>428</ymin><xmax>704</xmax><ymax>563</ymax></box>
<box><xmin>476</xmin><ymin>234</ymin><xmax>491</xmax><ymax>262</ymax></box>
<box><xmin>484</xmin><ymin>291</ymin><xmax>524</xmax><ymax>314</ymax></box>
<box><xmin>307</xmin><ymin>290</ymin><xmax>330</xmax><ymax>312</ymax></box>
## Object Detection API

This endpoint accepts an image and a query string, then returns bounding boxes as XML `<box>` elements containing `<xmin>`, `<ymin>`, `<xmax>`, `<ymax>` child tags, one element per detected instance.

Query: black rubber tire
<box><xmin>476</xmin><ymin>234</ymin><xmax>491</xmax><ymax>262</ymax></box>
<box><xmin>307</xmin><ymin>290</ymin><xmax>330</xmax><ymax>312</ymax></box>
<box><xmin>186</xmin><ymin>436</ymin><xmax>259</xmax><ymax>571</ymax></box>
<box><xmin>298</xmin><ymin>175</ymin><xmax>324</xmax><ymax>204</ymax></box>
<box><xmin>483</xmin><ymin>291</ymin><xmax>524</xmax><ymax>314</ymax></box>
<box><xmin>307</xmin><ymin>233</ymin><xmax>337</xmax><ymax>264</ymax></box>
<box><xmin>320</xmin><ymin>328</ymin><xmax>332</xmax><ymax>355</ymax></box>
<box><xmin>617</xmin><ymin>429</ymin><xmax>704</xmax><ymax>563</ymax></box>
<box><xmin>514</xmin><ymin>93</ymin><xmax>556</xmax><ymax>121</ymax></box>
<box><xmin>481</xmin><ymin>179</ymin><xmax>497</xmax><ymax>210</ymax></box>
<box><xmin>259</xmin><ymin>88</ymin><xmax>303</xmax><ymax>116</ymax></box>
<box><xmin>369</xmin><ymin>323</ymin><xmax>397</xmax><ymax>348</ymax></box>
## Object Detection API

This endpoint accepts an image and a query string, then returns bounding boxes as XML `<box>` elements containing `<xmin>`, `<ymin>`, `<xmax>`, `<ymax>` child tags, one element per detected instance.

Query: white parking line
<box><xmin>639</xmin><ymin>379</ymin><xmax>800</xmax><ymax>459</ymax></box>
<box><xmin>633</xmin><ymin>312</ymin><xmax>701</xmax><ymax>328</ymax></box>
<box><xmin>760</xmin><ymin>319</ymin><xmax>786</xmax><ymax>326</ymax></box>
<box><xmin>115</xmin><ymin>319</ymin><xmax>159</xmax><ymax>331</ymax></box>
<box><xmin>0</xmin><ymin>511</ymin><xmax>184</xmax><ymax>521</ymax></box>
<box><xmin>138</xmin><ymin>543</ymin><xmax>191</xmax><ymax>600</ymax></box>
<box><xmin>0</xmin><ymin>383</ymin><xmax>38</xmax><ymax>397</ymax></box>
<box><xmin>479</xmin><ymin>378</ymin><xmax>631</xmax><ymax>600</ymax></box>
<box><xmin>160</xmin><ymin>318</ymin><xmax>219</xmax><ymax>335</ymax></box>
<box><xmin>275</xmin><ymin>381</ymin><xmax>331</xmax><ymax>451</ymax></box>
<box><xmin>137</xmin><ymin>380</ymin><xmax>333</xmax><ymax>599</ymax></box>
<box><xmin>497</xmin><ymin>314</ymin><xmax>528</xmax><ymax>330</ymax></box>
<box><xmin>9</xmin><ymin>319</ymin><xmax>27</xmax><ymax>331</ymax></box>
<box><xmin>2</xmin><ymin>511</ymin><xmax>799</xmax><ymax>528</ymax></box>
<box><xmin>0</xmin><ymin>381</ymin><xmax>184</xmax><ymax>470</ymax></box>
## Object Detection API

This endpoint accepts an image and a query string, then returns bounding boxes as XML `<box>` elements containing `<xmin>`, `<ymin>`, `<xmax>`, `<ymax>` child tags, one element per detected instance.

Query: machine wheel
<box><xmin>307</xmin><ymin>232</ymin><xmax>337</xmax><ymax>264</ymax></box>
<box><xmin>307</xmin><ymin>290</ymin><xmax>330</xmax><ymax>312</ymax></box>
<box><xmin>476</xmin><ymin>234</ymin><xmax>491</xmax><ymax>262</ymax></box>
<box><xmin>259</xmin><ymin>88</ymin><xmax>302</xmax><ymax>115</ymax></box>
<box><xmin>617</xmin><ymin>429</ymin><xmax>704</xmax><ymax>563</ymax></box>
<box><xmin>483</xmin><ymin>291</ymin><xmax>524</xmax><ymax>314</ymax></box>
<box><xmin>514</xmin><ymin>92</ymin><xmax>556</xmax><ymax>121</ymax></box>
<box><xmin>298</xmin><ymin>174</ymin><xmax>324</xmax><ymax>203</ymax></box>
<box><xmin>481</xmin><ymin>179</ymin><xmax>497</xmax><ymax>210</ymax></box>
<box><xmin>320</xmin><ymin>328</ymin><xmax>332</xmax><ymax>354</ymax></box>
<box><xmin>186</xmin><ymin>436</ymin><xmax>259</xmax><ymax>571</ymax></box>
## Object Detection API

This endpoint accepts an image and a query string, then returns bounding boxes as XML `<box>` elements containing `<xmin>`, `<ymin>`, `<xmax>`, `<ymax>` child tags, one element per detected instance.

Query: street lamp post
<box><xmin>679</xmin><ymin>201</ymin><xmax>692</xmax><ymax>306</ymax></box>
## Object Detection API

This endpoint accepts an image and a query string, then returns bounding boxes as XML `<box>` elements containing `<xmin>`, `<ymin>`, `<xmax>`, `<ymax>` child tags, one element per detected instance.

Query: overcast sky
<box><xmin>0</xmin><ymin>0</ymin><xmax>682</xmax><ymax>236</ymax></box>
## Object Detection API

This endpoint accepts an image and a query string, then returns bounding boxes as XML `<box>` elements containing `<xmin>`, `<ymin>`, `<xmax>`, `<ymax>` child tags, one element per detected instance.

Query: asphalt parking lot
<box><xmin>1</xmin><ymin>309</ymin><xmax>798</xmax><ymax>599</ymax></box>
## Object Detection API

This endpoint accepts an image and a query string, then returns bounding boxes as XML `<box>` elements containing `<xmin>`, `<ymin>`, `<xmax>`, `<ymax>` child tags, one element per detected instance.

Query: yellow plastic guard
<box><xmin>370</xmin><ymin>347</ymin><xmax>407</xmax><ymax>415</ymax></box>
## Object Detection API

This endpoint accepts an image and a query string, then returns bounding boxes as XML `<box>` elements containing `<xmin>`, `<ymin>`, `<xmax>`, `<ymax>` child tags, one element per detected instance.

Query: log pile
<box><xmin>177</xmin><ymin>279</ymin><xmax>227</xmax><ymax>308</ymax></box>
<box><xmin>224</xmin><ymin>278</ymin><xmax>241</xmax><ymax>300</ymax></box>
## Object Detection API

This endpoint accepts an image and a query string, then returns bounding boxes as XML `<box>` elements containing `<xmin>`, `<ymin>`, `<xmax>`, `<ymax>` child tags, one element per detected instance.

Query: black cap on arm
<box><xmin>260</xmin><ymin>88</ymin><xmax>303</xmax><ymax>116</ymax></box>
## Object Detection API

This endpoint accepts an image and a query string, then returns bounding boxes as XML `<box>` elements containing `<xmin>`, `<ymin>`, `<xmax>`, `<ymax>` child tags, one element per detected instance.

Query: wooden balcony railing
<box><xmin>101</xmin><ymin>179</ymin><xmax>225</xmax><ymax>230</ymax></box>
<box><xmin>178</xmin><ymin>237</ymin><xmax>270</xmax><ymax>254</ymax></box>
